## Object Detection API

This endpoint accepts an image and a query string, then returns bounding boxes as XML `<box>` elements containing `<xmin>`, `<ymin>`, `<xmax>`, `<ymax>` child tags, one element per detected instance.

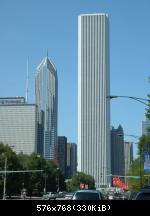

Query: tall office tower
<box><xmin>124</xmin><ymin>141</ymin><xmax>133</xmax><ymax>176</ymax></box>
<box><xmin>142</xmin><ymin>118</ymin><xmax>150</xmax><ymax>136</ymax></box>
<box><xmin>78</xmin><ymin>14</ymin><xmax>111</xmax><ymax>187</ymax></box>
<box><xmin>57</xmin><ymin>136</ymin><xmax>67</xmax><ymax>178</ymax></box>
<box><xmin>35</xmin><ymin>55</ymin><xmax>58</xmax><ymax>160</ymax></box>
<box><xmin>0</xmin><ymin>97</ymin><xmax>37</xmax><ymax>154</ymax></box>
<box><xmin>66</xmin><ymin>143</ymin><xmax>72</xmax><ymax>179</ymax></box>
<box><xmin>111</xmin><ymin>125</ymin><xmax>125</xmax><ymax>176</ymax></box>
<box><xmin>66</xmin><ymin>143</ymin><xmax>77</xmax><ymax>179</ymax></box>
<box><xmin>70</xmin><ymin>143</ymin><xmax>77</xmax><ymax>176</ymax></box>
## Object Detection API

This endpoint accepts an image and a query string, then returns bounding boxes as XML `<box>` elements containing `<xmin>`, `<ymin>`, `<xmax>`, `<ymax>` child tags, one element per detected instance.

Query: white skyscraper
<box><xmin>78</xmin><ymin>14</ymin><xmax>111</xmax><ymax>187</ymax></box>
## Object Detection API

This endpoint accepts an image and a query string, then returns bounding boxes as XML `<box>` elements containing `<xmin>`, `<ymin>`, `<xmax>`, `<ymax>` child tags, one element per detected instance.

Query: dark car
<box><xmin>72</xmin><ymin>189</ymin><xmax>103</xmax><ymax>200</ymax></box>
<box><xmin>131</xmin><ymin>186</ymin><xmax>150</xmax><ymax>200</ymax></box>
<box><xmin>128</xmin><ymin>192</ymin><xmax>138</xmax><ymax>200</ymax></box>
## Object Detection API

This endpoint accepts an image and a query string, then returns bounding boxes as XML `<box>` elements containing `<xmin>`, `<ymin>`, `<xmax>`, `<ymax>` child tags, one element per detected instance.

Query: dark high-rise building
<box><xmin>111</xmin><ymin>125</ymin><xmax>125</xmax><ymax>176</ymax></box>
<box><xmin>71</xmin><ymin>143</ymin><xmax>77</xmax><ymax>176</ymax></box>
<box><xmin>35</xmin><ymin>55</ymin><xmax>58</xmax><ymax>160</ymax></box>
<box><xmin>57</xmin><ymin>136</ymin><xmax>67</xmax><ymax>177</ymax></box>
<box><xmin>66</xmin><ymin>143</ymin><xmax>77</xmax><ymax>179</ymax></box>
<box><xmin>66</xmin><ymin>143</ymin><xmax>71</xmax><ymax>179</ymax></box>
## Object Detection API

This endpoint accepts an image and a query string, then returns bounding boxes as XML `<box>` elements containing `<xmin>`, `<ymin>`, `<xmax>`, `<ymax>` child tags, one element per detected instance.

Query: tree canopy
<box><xmin>66</xmin><ymin>171</ymin><xmax>95</xmax><ymax>192</ymax></box>
<box><xmin>0</xmin><ymin>144</ymin><xmax>65</xmax><ymax>197</ymax></box>
<box><xmin>128</xmin><ymin>82</ymin><xmax>150</xmax><ymax>191</ymax></box>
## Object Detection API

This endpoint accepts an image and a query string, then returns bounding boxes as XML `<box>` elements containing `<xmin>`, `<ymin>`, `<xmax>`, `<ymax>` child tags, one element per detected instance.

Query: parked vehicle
<box><xmin>72</xmin><ymin>189</ymin><xmax>103</xmax><ymax>200</ymax></box>
<box><xmin>131</xmin><ymin>186</ymin><xmax>150</xmax><ymax>200</ymax></box>
<box><xmin>128</xmin><ymin>192</ymin><xmax>138</xmax><ymax>200</ymax></box>
<box><xmin>64</xmin><ymin>192</ymin><xmax>74</xmax><ymax>200</ymax></box>
<box><xmin>42</xmin><ymin>192</ymin><xmax>58</xmax><ymax>200</ymax></box>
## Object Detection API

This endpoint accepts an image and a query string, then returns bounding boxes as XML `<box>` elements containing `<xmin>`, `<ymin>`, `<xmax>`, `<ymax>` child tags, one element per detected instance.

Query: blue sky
<box><xmin>0</xmin><ymin>0</ymin><xmax>150</xmax><ymax>156</ymax></box>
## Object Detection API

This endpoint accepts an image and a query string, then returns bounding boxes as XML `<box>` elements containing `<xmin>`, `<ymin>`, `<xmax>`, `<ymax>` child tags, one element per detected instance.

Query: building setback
<box><xmin>35</xmin><ymin>55</ymin><xmax>58</xmax><ymax>160</ymax></box>
<box><xmin>78</xmin><ymin>13</ymin><xmax>111</xmax><ymax>187</ymax></box>
<box><xmin>0</xmin><ymin>97</ymin><xmax>37</xmax><ymax>155</ymax></box>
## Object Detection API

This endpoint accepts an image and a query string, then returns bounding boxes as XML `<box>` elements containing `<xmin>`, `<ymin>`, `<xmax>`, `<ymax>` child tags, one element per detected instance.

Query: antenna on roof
<box><xmin>25</xmin><ymin>56</ymin><xmax>29</xmax><ymax>103</ymax></box>
<box><xmin>47</xmin><ymin>48</ymin><xmax>48</xmax><ymax>58</ymax></box>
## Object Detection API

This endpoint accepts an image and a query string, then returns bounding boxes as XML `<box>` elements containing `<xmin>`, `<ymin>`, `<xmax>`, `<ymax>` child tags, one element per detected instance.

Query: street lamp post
<box><xmin>107</xmin><ymin>95</ymin><xmax>150</xmax><ymax>107</ymax></box>
<box><xmin>3</xmin><ymin>156</ymin><xmax>7</xmax><ymax>200</ymax></box>
<box><xmin>118</xmin><ymin>132</ymin><xmax>142</xmax><ymax>187</ymax></box>
<box><xmin>107</xmin><ymin>95</ymin><xmax>150</xmax><ymax>189</ymax></box>
<box><xmin>44</xmin><ymin>172</ymin><xmax>47</xmax><ymax>193</ymax></box>
<box><xmin>56</xmin><ymin>168</ymin><xmax>59</xmax><ymax>193</ymax></box>
<box><xmin>2</xmin><ymin>145</ymin><xmax>14</xmax><ymax>200</ymax></box>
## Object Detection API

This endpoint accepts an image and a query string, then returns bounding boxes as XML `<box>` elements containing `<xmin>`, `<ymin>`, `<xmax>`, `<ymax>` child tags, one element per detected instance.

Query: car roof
<box><xmin>134</xmin><ymin>191</ymin><xmax>150</xmax><ymax>200</ymax></box>
<box><xmin>141</xmin><ymin>185</ymin><xmax>150</xmax><ymax>192</ymax></box>
<box><xmin>75</xmin><ymin>189</ymin><xmax>100</xmax><ymax>193</ymax></box>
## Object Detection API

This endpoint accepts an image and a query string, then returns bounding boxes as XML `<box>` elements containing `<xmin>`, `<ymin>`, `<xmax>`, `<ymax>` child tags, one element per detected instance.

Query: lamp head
<box><xmin>106</xmin><ymin>95</ymin><xmax>118</xmax><ymax>99</ymax></box>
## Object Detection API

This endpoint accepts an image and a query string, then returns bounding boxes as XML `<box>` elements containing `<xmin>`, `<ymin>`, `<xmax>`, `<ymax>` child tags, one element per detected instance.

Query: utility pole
<box><xmin>44</xmin><ymin>173</ymin><xmax>47</xmax><ymax>193</ymax></box>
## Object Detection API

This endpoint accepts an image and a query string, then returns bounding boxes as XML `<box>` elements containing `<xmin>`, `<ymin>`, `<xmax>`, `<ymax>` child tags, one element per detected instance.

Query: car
<box><xmin>64</xmin><ymin>192</ymin><xmax>74</xmax><ymax>200</ymax></box>
<box><xmin>131</xmin><ymin>186</ymin><xmax>150</xmax><ymax>200</ymax></box>
<box><xmin>72</xmin><ymin>189</ymin><xmax>103</xmax><ymax>200</ymax></box>
<box><xmin>57</xmin><ymin>191</ymin><xmax>65</xmax><ymax>198</ymax></box>
<box><xmin>128</xmin><ymin>191</ymin><xmax>138</xmax><ymax>200</ymax></box>
<box><xmin>42</xmin><ymin>192</ymin><xmax>58</xmax><ymax>200</ymax></box>
<box><xmin>107</xmin><ymin>192</ymin><xmax>115</xmax><ymax>200</ymax></box>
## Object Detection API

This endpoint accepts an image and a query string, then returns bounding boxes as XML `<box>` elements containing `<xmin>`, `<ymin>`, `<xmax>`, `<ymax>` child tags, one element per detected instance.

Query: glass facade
<box><xmin>35</xmin><ymin>56</ymin><xmax>58</xmax><ymax>160</ymax></box>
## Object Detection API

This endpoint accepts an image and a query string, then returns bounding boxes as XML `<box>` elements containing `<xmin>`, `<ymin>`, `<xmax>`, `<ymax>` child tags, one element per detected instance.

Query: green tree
<box><xmin>128</xmin><ymin>79</ymin><xmax>150</xmax><ymax>191</ymax></box>
<box><xmin>0</xmin><ymin>144</ymin><xmax>66</xmax><ymax>197</ymax></box>
<box><xmin>128</xmin><ymin>158</ymin><xmax>141</xmax><ymax>191</ymax></box>
<box><xmin>66</xmin><ymin>172</ymin><xmax>95</xmax><ymax>192</ymax></box>
<box><xmin>18</xmin><ymin>154</ymin><xmax>66</xmax><ymax>195</ymax></box>
<box><xmin>0</xmin><ymin>143</ymin><xmax>22</xmax><ymax>197</ymax></box>
<box><xmin>128</xmin><ymin>135</ymin><xmax>150</xmax><ymax>191</ymax></box>
<box><xmin>23</xmin><ymin>153</ymin><xmax>46</xmax><ymax>196</ymax></box>
<box><xmin>44</xmin><ymin>160</ymin><xmax>65</xmax><ymax>193</ymax></box>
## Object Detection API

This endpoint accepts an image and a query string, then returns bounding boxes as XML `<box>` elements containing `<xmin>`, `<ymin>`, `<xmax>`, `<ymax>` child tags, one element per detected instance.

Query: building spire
<box><xmin>47</xmin><ymin>49</ymin><xmax>48</xmax><ymax>58</ymax></box>
<box><xmin>25</xmin><ymin>56</ymin><xmax>29</xmax><ymax>103</ymax></box>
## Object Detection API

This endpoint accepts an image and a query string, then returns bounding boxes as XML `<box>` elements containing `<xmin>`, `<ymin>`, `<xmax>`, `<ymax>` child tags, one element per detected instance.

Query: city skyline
<box><xmin>0</xmin><ymin>0</ymin><xmax>150</xmax><ymax>147</ymax></box>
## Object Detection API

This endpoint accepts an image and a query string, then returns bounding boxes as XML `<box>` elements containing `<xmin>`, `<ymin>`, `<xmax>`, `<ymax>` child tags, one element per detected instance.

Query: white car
<box><xmin>72</xmin><ymin>190</ymin><xmax>103</xmax><ymax>200</ymax></box>
<box><xmin>42</xmin><ymin>192</ymin><xmax>58</xmax><ymax>200</ymax></box>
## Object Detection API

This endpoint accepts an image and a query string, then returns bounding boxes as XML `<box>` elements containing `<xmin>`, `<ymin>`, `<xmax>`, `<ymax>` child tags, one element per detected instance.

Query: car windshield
<box><xmin>74</xmin><ymin>192</ymin><xmax>100</xmax><ymax>200</ymax></box>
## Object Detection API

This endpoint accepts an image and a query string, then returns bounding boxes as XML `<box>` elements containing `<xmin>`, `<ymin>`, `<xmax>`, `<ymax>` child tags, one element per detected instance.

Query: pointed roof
<box><xmin>36</xmin><ymin>55</ymin><xmax>57</xmax><ymax>73</ymax></box>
